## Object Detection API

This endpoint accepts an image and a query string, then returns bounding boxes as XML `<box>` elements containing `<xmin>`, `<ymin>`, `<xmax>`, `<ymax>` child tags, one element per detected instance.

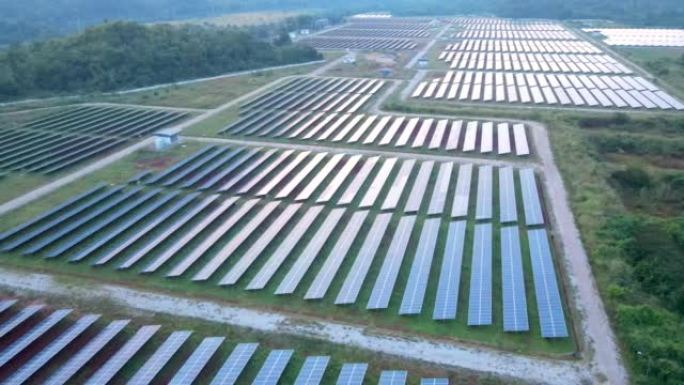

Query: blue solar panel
<box><xmin>210</xmin><ymin>343</ymin><xmax>259</xmax><ymax>385</ymax></box>
<box><xmin>498</xmin><ymin>167</ymin><xmax>518</xmax><ymax>223</ymax></box>
<box><xmin>5</xmin><ymin>314</ymin><xmax>99</xmax><ymax>385</ymax></box>
<box><xmin>433</xmin><ymin>221</ymin><xmax>466</xmax><ymax>320</ymax></box>
<box><xmin>501</xmin><ymin>226</ymin><xmax>529</xmax><ymax>332</ymax></box>
<box><xmin>451</xmin><ymin>164</ymin><xmax>473</xmax><ymax>218</ymax></box>
<box><xmin>169</xmin><ymin>337</ymin><xmax>224</xmax><ymax>385</ymax></box>
<box><xmin>467</xmin><ymin>223</ymin><xmax>493</xmax><ymax>326</ymax></box>
<box><xmin>379</xmin><ymin>370</ymin><xmax>408</xmax><ymax>385</ymax></box>
<box><xmin>84</xmin><ymin>325</ymin><xmax>160</xmax><ymax>385</ymax></box>
<box><xmin>367</xmin><ymin>216</ymin><xmax>417</xmax><ymax>309</ymax></box>
<box><xmin>0</xmin><ymin>299</ymin><xmax>16</xmax><ymax>315</ymax></box>
<box><xmin>44</xmin><ymin>320</ymin><xmax>129</xmax><ymax>385</ymax></box>
<box><xmin>527</xmin><ymin>229</ymin><xmax>568</xmax><ymax>338</ymax></box>
<box><xmin>305</xmin><ymin>211</ymin><xmax>367</xmax><ymax>300</ymax></box>
<box><xmin>427</xmin><ymin>163</ymin><xmax>453</xmax><ymax>215</ymax></box>
<box><xmin>520</xmin><ymin>169</ymin><xmax>544</xmax><ymax>226</ymax></box>
<box><xmin>251</xmin><ymin>349</ymin><xmax>294</xmax><ymax>385</ymax></box>
<box><xmin>400</xmin><ymin>218</ymin><xmax>441</xmax><ymax>315</ymax></box>
<box><xmin>404</xmin><ymin>161</ymin><xmax>434</xmax><ymax>213</ymax></box>
<box><xmin>475</xmin><ymin>165</ymin><xmax>493</xmax><ymax>220</ymax></box>
<box><xmin>336</xmin><ymin>363</ymin><xmax>368</xmax><ymax>385</ymax></box>
<box><xmin>0</xmin><ymin>308</ymin><xmax>72</xmax><ymax>368</ymax></box>
<box><xmin>293</xmin><ymin>356</ymin><xmax>330</xmax><ymax>385</ymax></box>
<box><xmin>335</xmin><ymin>213</ymin><xmax>392</xmax><ymax>305</ymax></box>
<box><xmin>127</xmin><ymin>330</ymin><xmax>192</xmax><ymax>385</ymax></box>
<box><xmin>0</xmin><ymin>304</ymin><xmax>43</xmax><ymax>339</ymax></box>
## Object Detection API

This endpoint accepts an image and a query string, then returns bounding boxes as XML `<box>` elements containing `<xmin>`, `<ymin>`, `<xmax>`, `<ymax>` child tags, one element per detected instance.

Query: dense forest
<box><xmin>1</xmin><ymin>0</ymin><xmax>683</xmax><ymax>45</ymax></box>
<box><xmin>0</xmin><ymin>21</ymin><xmax>321</xmax><ymax>101</ymax></box>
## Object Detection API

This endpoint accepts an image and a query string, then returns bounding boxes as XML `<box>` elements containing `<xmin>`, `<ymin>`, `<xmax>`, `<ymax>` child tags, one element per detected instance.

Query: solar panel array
<box><xmin>299</xmin><ymin>17</ymin><xmax>431</xmax><ymax>51</ymax></box>
<box><xmin>0</xmin><ymin>105</ymin><xmax>187</xmax><ymax>174</ymax></box>
<box><xmin>583</xmin><ymin>28</ymin><xmax>684</xmax><ymax>47</ymax></box>
<box><xmin>0</xmin><ymin>142</ymin><xmax>567</xmax><ymax>337</ymax></box>
<box><xmin>420</xmin><ymin>17</ymin><xmax>684</xmax><ymax>110</ymax></box>
<box><xmin>413</xmin><ymin>70</ymin><xmax>684</xmax><ymax>110</ymax></box>
<box><xmin>224</xmin><ymin>112</ymin><xmax>531</xmax><ymax>157</ymax></box>
<box><xmin>239</xmin><ymin>76</ymin><xmax>385</xmax><ymax>114</ymax></box>
<box><xmin>0</xmin><ymin>299</ymin><xmax>443</xmax><ymax>384</ymax></box>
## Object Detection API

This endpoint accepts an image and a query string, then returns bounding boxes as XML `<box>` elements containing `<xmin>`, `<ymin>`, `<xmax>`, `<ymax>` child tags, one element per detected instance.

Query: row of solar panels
<box><xmin>300</xmin><ymin>37</ymin><xmax>418</xmax><ymax>51</ymax></box>
<box><xmin>452</xmin><ymin>18</ymin><xmax>566</xmax><ymax>31</ymax></box>
<box><xmin>241</xmin><ymin>77</ymin><xmax>384</xmax><ymax>111</ymax></box>
<box><xmin>222</xmin><ymin>111</ymin><xmax>530</xmax><ymax>156</ymax></box>
<box><xmin>446</xmin><ymin>39</ymin><xmax>602</xmax><ymax>54</ymax></box>
<box><xmin>439</xmin><ymin>51</ymin><xmax>632</xmax><ymax>74</ymax></box>
<box><xmin>0</xmin><ymin>192</ymin><xmax>563</xmax><ymax>336</ymax></box>
<box><xmin>0</xmin><ymin>159</ymin><xmax>545</xmax><ymax>264</ymax></box>
<box><xmin>456</xmin><ymin>30</ymin><xmax>578</xmax><ymax>40</ymax></box>
<box><xmin>319</xmin><ymin>27</ymin><xmax>431</xmax><ymax>38</ymax></box>
<box><xmin>0</xmin><ymin>105</ymin><xmax>187</xmax><ymax>174</ymax></box>
<box><xmin>9</xmin><ymin>105</ymin><xmax>187</xmax><ymax>139</ymax></box>
<box><xmin>138</xmin><ymin>147</ymin><xmax>543</xmax><ymax>223</ymax></box>
<box><xmin>413</xmin><ymin>73</ymin><xmax>684</xmax><ymax>110</ymax></box>
<box><xmin>0</xmin><ymin>300</ymin><xmax>451</xmax><ymax>385</ymax></box>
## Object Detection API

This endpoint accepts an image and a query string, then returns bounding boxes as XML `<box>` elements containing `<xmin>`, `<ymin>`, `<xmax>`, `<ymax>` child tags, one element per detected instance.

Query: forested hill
<box><xmin>0</xmin><ymin>21</ymin><xmax>322</xmax><ymax>101</ymax></box>
<box><xmin>2</xmin><ymin>0</ymin><xmax>683</xmax><ymax>45</ymax></box>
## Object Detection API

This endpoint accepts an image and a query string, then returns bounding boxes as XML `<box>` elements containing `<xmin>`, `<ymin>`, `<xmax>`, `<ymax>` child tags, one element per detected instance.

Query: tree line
<box><xmin>0</xmin><ymin>21</ymin><xmax>322</xmax><ymax>101</ymax></box>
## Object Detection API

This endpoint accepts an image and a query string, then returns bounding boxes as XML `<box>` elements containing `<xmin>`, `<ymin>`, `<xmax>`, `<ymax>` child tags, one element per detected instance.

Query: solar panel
<box><xmin>218</xmin><ymin>150</ymin><xmax>277</xmax><ymax>192</ymax></box>
<box><xmin>238</xmin><ymin>150</ymin><xmax>294</xmax><ymax>194</ymax></box>
<box><xmin>412</xmin><ymin>118</ymin><xmax>433</xmax><ymax>148</ymax></box>
<box><xmin>359</xmin><ymin>158</ymin><xmax>397</xmax><ymax>208</ymax></box>
<box><xmin>381</xmin><ymin>160</ymin><xmax>415</xmax><ymax>210</ymax></box>
<box><xmin>378</xmin><ymin>116</ymin><xmax>405</xmax><ymax>145</ymax></box>
<box><xmin>276</xmin><ymin>153</ymin><xmax>327</xmax><ymax>198</ymax></box>
<box><xmin>499</xmin><ymin>167</ymin><xmax>518</xmax><ymax>223</ymax></box>
<box><xmin>130</xmin><ymin>195</ymin><xmax>221</xmax><ymax>272</ymax></box>
<box><xmin>347</xmin><ymin>115</ymin><xmax>377</xmax><ymax>143</ymax></box>
<box><xmin>221</xmin><ymin>204</ymin><xmax>302</xmax><ymax>285</ymax></box>
<box><xmin>467</xmin><ymin>223</ymin><xmax>493</xmax><ymax>326</ymax></box>
<box><xmin>367</xmin><ymin>216</ymin><xmax>417</xmax><ymax>309</ymax></box>
<box><xmin>251</xmin><ymin>349</ymin><xmax>294</xmax><ymax>385</ymax></box>
<box><xmin>364</xmin><ymin>116</ymin><xmax>392</xmax><ymax>144</ymax></box>
<box><xmin>404</xmin><ymin>161</ymin><xmax>433</xmax><ymax>213</ymax></box>
<box><xmin>379</xmin><ymin>370</ymin><xmax>408</xmax><ymax>385</ymax></box>
<box><xmin>126</xmin><ymin>330</ymin><xmax>192</xmax><ymax>385</ymax></box>
<box><xmin>275</xmin><ymin>208</ymin><xmax>346</xmax><ymax>295</ymax></box>
<box><xmin>0</xmin><ymin>299</ymin><xmax>17</xmax><ymax>315</ymax></box>
<box><xmin>210</xmin><ymin>343</ymin><xmax>259</xmax><ymax>385</ymax></box>
<box><xmin>399</xmin><ymin>218</ymin><xmax>440</xmax><ymax>315</ymax></box>
<box><xmin>451</xmin><ymin>164</ymin><xmax>473</xmax><ymax>218</ymax></box>
<box><xmin>247</xmin><ymin>206</ymin><xmax>324</xmax><ymax>290</ymax></box>
<box><xmin>0</xmin><ymin>308</ymin><xmax>72</xmax><ymax>368</ymax></box>
<box><xmin>44</xmin><ymin>320</ymin><xmax>130</xmax><ymax>385</ymax></box>
<box><xmin>433</xmin><ymin>221</ymin><xmax>466</xmax><ymax>320</ymax></box>
<box><xmin>201</xmin><ymin>149</ymin><xmax>261</xmax><ymax>190</ymax></box>
<box><xmin>519</xmin><ymin>168</ymin><xmax>544</xmax><ymax>226</ymax></box>
<box><xmin>193</xmin><ymin>201</ymin><xmax>279</xmax><ymax>281</ymax></box>
<box><xmin>256</xmin><ymin>151</ymin><xmax>311</xmax><ymax>196</ymax></box>
<box><xmin>338</xmin><ymin>156</ymin><xmax>380</xmax><ymax>205</ymax></box>
<box><xmin>445</xmin><ymin>121</ymin><xmax>462</xmax><ymax>150</ymax></box>
<box><xmin>167</xmin><ymin>198</ymin><xmax>258</xmax><ymax>277</ymax></box>
<box><xmin>512</xmin><ymin>124</ymin><xmax>530</xmax><ymax>156</ymax></box>
<box><xmin>293</xmin><ymin>356</ymin><xmax>330</xmax><ymax>385</ymax></box>
<box><xmin>462</xmin><ymin>121</ymin><xmax>477</xmax><ymax>151</ymax></box>
<box><xmin>480</xmin><ymin>122</ymin><xmax>493</xmax><ymax>153</ymax></box>
<box><xmin>0</xmin><ymin>304</ymin><xmax>43</xmax><ymax>339</ymax></box>
<box><xmin>316</xmin><ymin>155</ymin><xmax>362</xmax><ymax>203</ymax></box>
<box><xmin>475</xmin><ymin>165</ymin><xmax>493</xmax><ymax>220</ymax></box>
<box><xmin>296</xmin><ymin>154</ymin><xmax>345</xmax><ymax>201</ymax></box>
<box><xmin>4</xmin><ymin>314</ymin><xmax>99</xmax><ymax>385</ymax></box>
<box><xmin>429</xmin><ymin>120</ymin><xmax>448</xmax><ymax>149</ymax></box>
<box><xmin>501</xmin><ymin>226</ymin><xmax>529</xmax><ymax>332</ymax></box>
<box><xmin>395</xmin><ymin>118</ymin><xmax>419</xmax><ymax>146</ymax></box>
<box><xmin>84</xmin><ymin>325</ymin><xmax>160</xmax><ymax>385</ymax></box>
<box><xmin>528</xmin><ymin>229</ymin><xmax>568</xmax><ymax>338</ymax></box>
<box><xmin>336</xmin><ymin>363</ymin><xmax>368</xmax><ymax>385</ymax></box>
<box><xmin>335</xmin><ymin>213</ymin><xmax>392</xmax><ymax>305</ymax></box>
<box><xmin>421</xmin><ymin>378</ymin><xmax>449</xmax><ymax>385</ymax></box>
<box><xmin>169</xmin><ymin>337</ymin><xmax>224</xmax><ymax>385</ymax></box>
<box><xmin>96</xmin><ymin>193</ymin><xmax>199</xmax><ymax>266</ymax></box>
<box><xmin>427</xmin><ymin>162</ymin><xmax>453</xmax><ymax>215</ymax></box>
<box><xmin>304</xmin><ymin>211</ymin><xmax>367</xmax><ymax>299</ymax></box>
